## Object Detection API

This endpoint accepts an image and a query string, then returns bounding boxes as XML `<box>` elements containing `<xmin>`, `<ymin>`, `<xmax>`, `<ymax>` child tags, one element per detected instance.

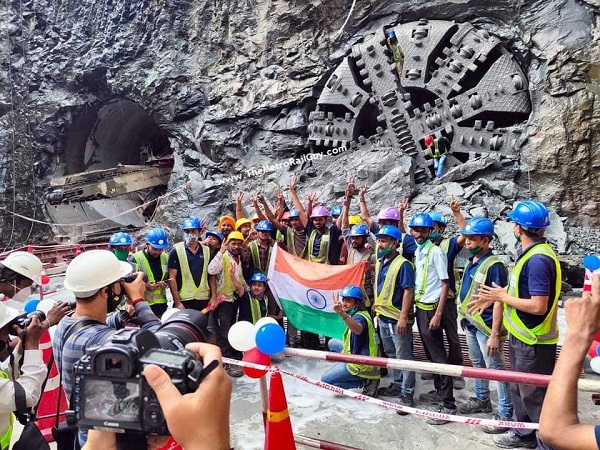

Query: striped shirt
<box><xmin>52</xmin><ymin>303</ymin><xmax>160</xmax><ymax>399</ymax></box>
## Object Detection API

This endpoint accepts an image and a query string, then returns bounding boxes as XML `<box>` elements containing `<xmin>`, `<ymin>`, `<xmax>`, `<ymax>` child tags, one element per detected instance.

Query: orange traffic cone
<box><xmin>265</xmin><ymin>370</ymin><xmax>296</xmax><ymax>450</ymax></box>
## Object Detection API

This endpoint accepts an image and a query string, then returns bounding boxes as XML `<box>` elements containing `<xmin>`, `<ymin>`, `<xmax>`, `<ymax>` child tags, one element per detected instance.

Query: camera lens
<box><xmin>155</xmin><ymin>310</ymin><xmax>208</xmax><ymax>351</ymax></box>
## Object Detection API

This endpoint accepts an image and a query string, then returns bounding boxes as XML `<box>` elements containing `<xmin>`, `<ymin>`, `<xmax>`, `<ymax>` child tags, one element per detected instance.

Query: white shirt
<box><xmin>414</xmin><ymin>240</ymin><xmax>449</xmax><ymax>304</ymax></box>
<box><xmin>207</xmin><ymin>251</ymin><xmax>246</xmax><ymax>302</ymax></box>
<box><xmin>0</xmin><ymin>348</ymin><xmax>47</xmax><ymax>436</ymax></box>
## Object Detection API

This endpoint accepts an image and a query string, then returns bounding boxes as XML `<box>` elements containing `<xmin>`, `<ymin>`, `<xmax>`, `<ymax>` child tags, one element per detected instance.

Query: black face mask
<box><xmin>106</xmin><ymin>284</ymin><xmax>123</xmax><ymax>313</ymax></box>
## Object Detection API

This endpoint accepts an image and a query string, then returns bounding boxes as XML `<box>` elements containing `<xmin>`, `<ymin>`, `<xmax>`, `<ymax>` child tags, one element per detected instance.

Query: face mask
<box><xmin>184</xmin><ymin>233</ymin><xmax>199</xmax><ymax>244</ymax></box>
<box><xmin>468</xmin><ymin>246</ymin><xmax>482</xmax><ymax>256</ymax></box>
<box><xmin>416</xmin><ymin>239</ymin><xmax>429</xmax><ymax>249</ymax></box>
<box><xmin>113</xmin><ymin>249</ymin><xmax>129</xmax><ymax>261</ymax></box>
<box><xmin>377</xmin><ymin>247</ymin><xmax>392</xmax><ymax>259</ymax></box>
<box><xmin>430</xmin><ymin>231</ymin><xmax>441</xmax><ymax>241</ymax></box>
<box><xmin>347</xmin><ymin>307</ymin><xmax>357</xmax><ymax>317</ymax></box>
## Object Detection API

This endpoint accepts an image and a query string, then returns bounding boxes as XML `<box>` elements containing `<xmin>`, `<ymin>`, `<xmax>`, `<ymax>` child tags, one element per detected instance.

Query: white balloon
<box><xmin>37</xmin><ymin>299</ymin><xmax>57</xmax><ymax>315</ymax></box>
<box><xmin>254</xmin><ymin>317</ymin><xmax>277</xmax><ymax>330</ymax></box>
<box><xmin>591</xmin><ymin>357</ymin><xmax>600</xmax><ymax>374</ymax></box>
<box><xmin>228</xmin><ymin>321</ymin><xmax>257</xmax><ymax>352</ymax></box>
<box><xmin>161</xmin><ymin>308</ymin><xmax>179</xmax><ymax>323</ymax></box>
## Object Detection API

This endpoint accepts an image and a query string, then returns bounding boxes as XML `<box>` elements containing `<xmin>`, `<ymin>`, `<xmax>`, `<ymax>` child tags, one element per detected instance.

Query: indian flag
<box><xmin>267</xmin><ymin>243</ymin><xmax>368</xmax><ymax>340</ymax></box>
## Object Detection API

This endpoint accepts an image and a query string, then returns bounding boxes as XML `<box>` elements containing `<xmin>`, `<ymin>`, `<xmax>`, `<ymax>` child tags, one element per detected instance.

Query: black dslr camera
<box><xmin>11</xmin><ymin>310</ymin><xmax>45</xmax><ymax>329</ymax></box>
<box><xmin>68</xmin><ymin>309</ymin><xmax>210</xmax><ymax>435</ymax></box>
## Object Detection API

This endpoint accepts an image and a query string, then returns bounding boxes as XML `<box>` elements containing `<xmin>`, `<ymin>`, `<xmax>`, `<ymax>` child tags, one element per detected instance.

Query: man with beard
<box><xmin>234</xmin><ymin>218</ymin><xmax>252</xmax><ymax>239</ymax></box>
<box><xmin>237</xmin><ymin>273</ymin><xmax>280</xmax><ymax>324</ymax></box>
<box><xmin>131</xmin><ymin>228</ymin><xmax>171</xmax><ymax>318</ymax></box>
<box><xmin>218</xmin><ymin>215</ymin><xmax>236</xmax><ymax>241</ymax></box>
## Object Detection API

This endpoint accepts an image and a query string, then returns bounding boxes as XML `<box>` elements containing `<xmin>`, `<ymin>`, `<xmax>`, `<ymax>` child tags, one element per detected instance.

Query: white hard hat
<box><xmin>1</xmin><ymin>251</ymin><xmax>43</xmax><ymax>283</ymax></box>
<box><xmin>63</xmin><ymin>250</ymin><xmax>132</xmax><ymax>298</ymax></box>
<box><xmin>0</xmin><ymin>302</ymin><xmax>20</xmax><ymax>330</ymax></box>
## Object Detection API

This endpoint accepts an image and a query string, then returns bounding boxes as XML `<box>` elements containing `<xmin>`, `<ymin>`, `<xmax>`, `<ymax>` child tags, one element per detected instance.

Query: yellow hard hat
<box><xmin>227</xmin><ymin>231</ymin><xmax>245</xmax><ymax>242</ymax></box>
<box><xmin>235</xmin><ymin>218</ymin><xmax>252</xmax><ymax>231</ymax></box>
<box><xmin>349</xmin><ymin>215</ymin><xmax>363</xmax><ymax>225</ymax></box>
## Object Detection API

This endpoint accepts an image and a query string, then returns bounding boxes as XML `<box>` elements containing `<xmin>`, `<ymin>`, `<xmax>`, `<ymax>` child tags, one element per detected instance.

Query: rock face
<box><xmin>0</xmin><ymin>0</ymin><xmax>599</xmax><ymax>265</ymax></box>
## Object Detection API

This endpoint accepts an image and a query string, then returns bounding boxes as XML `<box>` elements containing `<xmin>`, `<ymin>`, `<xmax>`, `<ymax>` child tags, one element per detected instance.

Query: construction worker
<box><xmin>247</xmin><ymin>220</ymin><xmax>275</xmax><ymax>275</ymax></box>
<box><xmin>203</xmin><ymin>230</ymin><xmax>224</xmax><ymax>259</ymax></box>
<box><xmin>108</xmin><ymin>232</ymin><xmax>136</xmax><ymax>270</ymax></box>
<box><xmin>409</xmin><ymin>212</ymin><xmax>456</xmax><ymax>424</ymax></box>
<box><xmin>456</xmin><ymin>218</ymin><xmax>513</xmax><ymax>430</ymax></box>
<box><xmin>167</xmin><ymin>218</ymin><xmax>212</xmax><ymax>312</ymax></box>
<box><xmin>208</xmin><ymin>231</ymin><xmax>246</xmax><ymax>377</ymax></box>
<box><xmin>321</xmin><ymin>285</ymin><xmax>380</xmax><ymax>397</ymax></box>
<box><xmin>385</xmin><ymin>30</ymin><xmax>404</xmax><ymax>77</ymax></box>
<box><xmin>372</xmin><ymin>225</ymin><xmax>416</xmax><ymax>409</ymax></box>
<box><xmin>424</xmin><ymin>134</ymin><xmax>451</xmax><ymax>179</ymax></box>
<box><xmin>235</xmin><ymin>218</ymin><xmax>252</xmax><ymax>239</ymax></box>
<box><xmin>131</xmin><ymin>228</ymin><xmax>170</xmax><ymax>318</ymax></box>
<box><xmin>468</xmin><ymin>201</ymin><xmax>560</xmax><ymax>449</ymax></box>
<box><xmin>218</xmin><ymin>215</ymin><xmax>236</xmax><ymax>241</ymax></box>
<box><xmin>345</xmin><ymin>224</ymin><xmax>375</xmax><ymax>306</ymax></box>
<box><xmin>237</xmin><ymin>273</ymin><xmax>279</xmax><ymax>324</ymax></box>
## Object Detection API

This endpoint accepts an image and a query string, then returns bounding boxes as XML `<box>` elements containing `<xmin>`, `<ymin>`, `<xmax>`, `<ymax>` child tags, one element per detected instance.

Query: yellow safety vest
<box><xmin>457</xmin><ymin>254</ymin><xmax>508</xmax><ymax>339</ymax></box>
<box><xmin>218</xmin><ymin>252</ymin><xmax>244</xmax><ymax>297</ymax></box>
<box><xmin>374</xmin><ymin>254</ymin><xmax>413</xmax><ymax>322</ymax></box>
<box><xmin>342</xmin><ymin>311</ymin><xmax>380</xmax><ymax>379</ymax></box>
<box><xmin>437</xmin><ymin>237</ymin><xmax>459</xmax><ymax>298</ymax></box>
<box><xmin>428</xmin><ymin>139</ymin><xmax>447</xmax><ymax>158</ymax></box>
<box><xmin>249</xmin><ymin>294</ymin><xmax>268</xmax><ymax>324</ymax></box>
<box><xmin>414</xmin><ymin>241</ymin><xmax>437</xmax><ymax>310</ymax></box>
<box><xmin>0</xmin><ymin>371</ymin><xmax>13</xmax><ymax>450</ymax></box>
<box><xmin>308</xmin><ymin>228</ymin><xmax>330</xmax><ymax>264</ymax></box>
<box><xmin>132</xmin><ymin>251</ymin><xmax>169</xmax><ymax>305</ymax></box>
<box><xmin>248</xmin><ymin>241</ymin><xmax>272</xmax><ymax>274</ymax></box>
<box><xmin>285</xmin><ymin>227</ymin><xmax>307</xmax><ymax>258</ymax></box>
<box><xmin>175</xmin><ymin>243</ymin><xmax>211</xmax><ymax>301</ymax></box>
<box><xmin>503</xmin><ymin>242</ymin><xmax>561</xmax><ymax>345</ymax></box>
<box><xmin>348</xmin><ymin>248</ymin><xmax>373</xmax><ymax>303</ymax></box>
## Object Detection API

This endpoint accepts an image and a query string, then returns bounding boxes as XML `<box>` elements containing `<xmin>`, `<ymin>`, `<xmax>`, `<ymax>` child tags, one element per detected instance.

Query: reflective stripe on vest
<box><xmin>132</xmin><ymin>251</ymin><xmax>168</xmax><ymax>305</ymax></box>
<box><xmin>439</xmin><ymin>238</ymin><xmax>450</xmax><ymax>254</ymax></box>
<box><xmin>249</xmin><ymin>241</ymin><xmax>272</xmax><ymax>274</ymax></box>
<box><xmin>175</xmin><ymin>243</ymin><xmax>211</xmax><ymax>301</ymax></box>
<box><xmin>428</xmin><ymin>139</ymin><xmax>447</xmax><ymax>158</ymax></box>
<box><xmin>414</xmin><ymin>242</ymin><xmax>436</xmax><ymax>310</ymax></box>
<box><xmin>0</xmin><ymin>371</ymin><xmax>12</xmax><ymax>450</ymax></box>
<box><xmin>308</xmin><ymin>228</ymin><xmax>330</xmax><ymax>264</ymax></box>
<box><xmin>503</xmin><ymin>243</ymin><xmax>561</xmax><ymax>345</ymax></box>
<box><xmin>374</xmin><ymin>254</ymin><xmax>412</xmax><ymax>321</ymax></box>
<box><xmin>218</xmin><ymin>252</ymin><xmax>243</xmax><ymax>297</ymax></box>
<box><xmin>249</xmin><ymin>294</ymin><xmax>268</xmax><ymax>324</ymax></box>
<box><xmin>342</xmin><ymin>311</ymin><xmax>380</xmax><ymax>379</ymax></box>
<box><xmin>286</xmin><ymin>227</ymin><xmax>307</xmax><ymax>258</ymax></box>
<box><xmin>457</xmin><ymin>255</ymin><xmax>507</xmax><ymax>339</ymax></box>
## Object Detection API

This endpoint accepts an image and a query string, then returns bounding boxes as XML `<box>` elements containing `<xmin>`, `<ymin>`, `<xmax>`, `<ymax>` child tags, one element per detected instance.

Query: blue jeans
<box><xmin>433</xmin><ymin>154</ymin><xmax>447</xmax><ymax>178</ymax></box>
<box><xmin>466</xmin><ymin>327</ymin><xmax>513</xmax><ymax>419</ymax></box>
<box><xmin>378</xmin><ymin>317</ymin><xmax>415</xmax><ymax>395</ymax></box>
<box><xmin>321</xmin><ymin>339</ymin><xmax>365</xmax><ymax>389</ymax></box>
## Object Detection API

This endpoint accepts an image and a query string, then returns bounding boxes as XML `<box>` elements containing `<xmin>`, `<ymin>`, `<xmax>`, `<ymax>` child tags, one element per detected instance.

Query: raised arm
<box><xmin>261</xmin><ymin>196</ymin><xmax>286</xmax><ymax>233</ymax></box>
<box><xmin>397</xmin><ymin>196</ymin><xmax>408</xmax><ymax>234</ymax></box>
<box><xmin>358</xmin><ymin>184</ymin><xmax>373</xmax><ymax>227</ymax></box>
<box><xmin>235</xmin><ymin>192</ymin><xmax>245</xmax><ymax>220</ymax></box>
<box><xmin>252</xmin><ymin>193</ymin><xmax>268</xmax><ymax>221</ymax></box>
<box><xmin>450</xmin><ymin>194</ymin><xmax>467</xmax><ymax>246</ymax></box>
<box><xmin>339</xmin><ymin>177</ymin><xmax>354</xmax><ymax>230</ymax></box>
<box><xmin>289</xmin><ymin>177</ymin><xmax>309</xmax><ymax>227</ymax></box>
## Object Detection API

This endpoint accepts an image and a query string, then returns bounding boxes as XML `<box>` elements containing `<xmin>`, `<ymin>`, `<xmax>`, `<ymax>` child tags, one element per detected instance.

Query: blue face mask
<box><xmin>184</xmin><ymin>233</ymin><xmax>199</xmax><ymax>243</ymax></box>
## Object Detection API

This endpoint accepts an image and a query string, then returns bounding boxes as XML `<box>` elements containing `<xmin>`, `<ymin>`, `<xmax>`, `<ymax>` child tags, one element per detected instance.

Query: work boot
<box><xmin>457</xmin><ymin>397</ymin><xmax>492</xmax><ymax>414</ymax></box>
<box><xmin>377</xmin><ymin>383</ymin><xmax>402</xmax><ymax>397</ymax></box>
<box><xmin>362</xmin><ymin>379</ymin><xmax>380</xmax><ymax>398</ymax></box>
<box><xmin>482</xmin><ymin>415</ymin><xmax>512</xmax><ymax>434</ymax></box>
<box><xmin>421</xmin><ymin>372</ymin><xmax>434</xmax><ymax>380</ymax></box>
<box><xmin>224</xmin><ymin>363</ymin><xmax>243</xmax><ymax>378</ymax></box>
<box><xmin>425</xmin><ymin>405</ymin><xmax>457</xmax><ymax>425</ymax></box>
<box><xmin>493</xmin><ymin>430</ymin><xmax>537</xmax><ymax>449</ymax></box>
<box><xmin>418</xmin><ymin>389</ymin><xmax>443</xmax><ymax>404</ymax></box>
<box><xmin>396</xmin><ymin>393</ymin><xmax>414</xmax><ymax>416</ymax></box>
<box><xmin>453</xmin><ymin>376</ymin><xmax>466</xmax><ymax>390</ymax></box>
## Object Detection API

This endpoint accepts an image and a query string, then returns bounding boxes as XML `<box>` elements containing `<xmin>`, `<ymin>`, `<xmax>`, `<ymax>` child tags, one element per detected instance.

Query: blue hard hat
<box><xmin>409</xmin><ymin>213</ymin><xmax>434</xmax><ymax>229</ymax></box>
<box><xmin>182</xmin><ymin>217</ymin><xmax>202</xmax><ymax>230</ymax></box>
<box><xmin>349</xmin><ymin>223</ymin><xmax>370</xmax><ymax>237</ymax></box>
<box><xmin>250</xmin><ymin>273</ymin><xmax>268</xmax><ymax>284</ymax></box>
<box><xmin>340</xmin><ymin>285</ymin><xmax>363</xmax><ymax>302</ymax></box>
<box><xmin>429</xmin><ymin>211</ymin><xmax>447</xmax><ymax>226</ymax></box>
<box><xmin>146</xmin><ymin>228</ymin><xmax>169</xmax><ymax>249</ymax></box>
<box><xmin>331</xmin><ymin>205</ymin><xmax>343</xmax><ymax>217</ymax></box>
<box><xmin>385</xmin><ymin>30</ymin><xmax>397</xmax><ymax>39</ymax></box>
<box><xmin>256</xmin><ymin>220</ymin><xmax>273</xmax><ymax>232</ymax></box>
<box><xmin>507</xmin><ymin>201</ymin><xmax>550</xmax><ymax>229</ymax></box>
<box><xmin>460</xmin><ymin>217</ymin><xmax>494</xmax><ymax>237</ymax></box>
<box><xmin>205</xmin><ymin>230</ymin><xmax>224</xmax><ymax>243</ymax></box>
<box><xmin>289</xmin><ymin>209</ymin><xmax>300</xmax><ymax>219</ymax></box>
<box><xmin>376</xmin><ymin>225</ymin><xmax>402</xmax><ymax>241</ymax></box>
<box><xmin>108</xmin><ymin>232</ymin><xmax>132</xmax><ymax>247</ymax></box>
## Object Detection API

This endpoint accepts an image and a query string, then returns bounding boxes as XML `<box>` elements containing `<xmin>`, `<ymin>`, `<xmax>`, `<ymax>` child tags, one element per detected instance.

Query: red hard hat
<box><xmin>424</xmin><ymin>135</ymin><xmax>434</xmax><ymax>147</ymax></box>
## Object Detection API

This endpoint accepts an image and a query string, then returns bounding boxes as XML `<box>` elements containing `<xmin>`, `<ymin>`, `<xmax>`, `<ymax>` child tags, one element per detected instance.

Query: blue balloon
<box><xmin>24</xmin><ymin>299</ymin><xmax>40</xmax><ymax>314</ymax></box>
<box><xmin>255</xmin><ymin>323</ymin><xmax>286</xmax><ymax>356</ymax></box>
<box><xmin>596</xmin><ymin>344</ymin><xmax>600</xmax><ymax>357</ymax></box>
<box><xmin>583</xmin><ymin>254</ymin><xmax>600</xmax><ymax>271</ymax></box>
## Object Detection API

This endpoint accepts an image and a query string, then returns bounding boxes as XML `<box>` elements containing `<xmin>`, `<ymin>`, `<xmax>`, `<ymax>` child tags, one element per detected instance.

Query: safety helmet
<box><xmin>377</xmin><ymin>207</ymin><xmax>400</xmax><ymax>222</ymax></box>
<box><xmin>385</xmin><ymin>30</ymin><xmax>397</xmax><ymax>40</ymax></box>
<box><xmin>349</xmin><ymin>224</ymin><xmax>370</xmax><ymax>237</ymax></box>
<box><xmin>146</xmin><ymin>228</ymin><xmax>169</xmax><ymax>250</ymax></box>
<box><xmin>63</xmin><ymin>250</ymin><xmax>132</xmax><ymax>298</ymax></box>
<box><xmin>235</xmin><ymin>218</ymin><xmax>252</xmax><ymax>231</ymax></box>
<box><xmin>340</xmin><ymin>285</ymin><xmax>363</xmax><ymax>302</ymax></box>
<box><xmin>507</xmin><ymin>201</ymin><xmax>550</xmax><ymax>229</ymax></box>
<box><xmin>181</xmin><ymin>217</ymin><xmax>201</xmax><ymax>231</ymax></box>
<box><xmin>460</xmin><ymin>217</ymin><xmax>494</xmax><ymax>237</ymax></box>
<box><xmin>281</xmin><ymin>211</ymin><xmax>291</xmax><ymax>221</ymax></box>
<box><xmin>424</xmin><ymin>135</ymin><xmax>434</xmax><ymax>147</ymax></box>
<box><xmin>256</xmin><ymin>220</ymin><xmax>273</xmax><ymax>232</ymax></box>
<box><xmin>219</xmin><ymin>215</ymin><xmax>236</xmax><ymax>230</ymax></box>
<box><xmin>227</xmin><ymin>231</ymin><xmax>245</xmax><ymax>242</ymax></box>
<box><xmin>289</xmin><ymin>209</ymin><xmax>300</xmax><ymax>219</ymax></box>
<box><xmin>250</xmin><ymin>273</ymin><xmax>268</xmax><ymax>285</ymax></box>
<box><xmin>409</xmin><ymin>213</ymin><xmax>434</xmax><ymax>229</ymax></box>
<box><xmin>331</xmin><ymin>205</ymin><xmax>343</xmax><ymax>217</ymax></box>
<box><xmin>205</xmin><ymin>230</ymin><xmax>224</xmax><ymax>243</ymax></box>
<box><xmin>0</xmin><ymin>302</ymin><xmax>20</xmax><ymax>329</ymax></box>
<box><xmin>376</xmin><ymin>225</ymin><xmax>402</xmax><ymax>241</ymax></box>
<box><xmin>349</xmin><ymin>215</ymin><xmax>363</xmax><ymax>226</ymax></box>
<box><xmin>429</xmin><ymin>212</ymin><xmax>447</xmax><ymax>227</ymax></box>
<box><xmin>310</xmin><ymin>205</ymin><xmax>330</xmax><ymax>218</ymax></box>
<box><xmin>1</xmin><ymin>251</ymin><xmax>43</xmax><ymax>283</ymax></box>
<box><xmin>250</xmin><ymin>213</ymin><xmax>260</xmax><ymax>222</ymax></box>
<box><xmin>108</xmin><ymin>232</ymin><xmax>132</xmax><ymax>247</ymax></box>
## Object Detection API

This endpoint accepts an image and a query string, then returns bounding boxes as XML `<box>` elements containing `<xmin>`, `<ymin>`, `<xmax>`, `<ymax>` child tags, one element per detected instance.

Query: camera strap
<box><xmin>13</xmin><ymin>381</ymin><xmax>32</xmax><ymax>425</ymax></box>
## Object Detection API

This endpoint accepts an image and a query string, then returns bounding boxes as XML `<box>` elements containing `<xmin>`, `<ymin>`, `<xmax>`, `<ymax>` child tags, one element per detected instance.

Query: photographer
<box><xmin>53</xmin><ymin>250</ymin><xmax>161</xmax><ymax>446</ymax></box>
<box><xmin>82</xmin><ymin>343</ymin><xmax>232</xmax><ymax>450</ymax></box>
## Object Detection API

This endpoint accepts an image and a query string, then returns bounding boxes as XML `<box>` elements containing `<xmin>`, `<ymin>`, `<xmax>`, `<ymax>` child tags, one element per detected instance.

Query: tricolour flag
<box><xmin>267</xmin><ymin>243</ymin><xmax>368</xmax><ymax>340</ymax></box>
